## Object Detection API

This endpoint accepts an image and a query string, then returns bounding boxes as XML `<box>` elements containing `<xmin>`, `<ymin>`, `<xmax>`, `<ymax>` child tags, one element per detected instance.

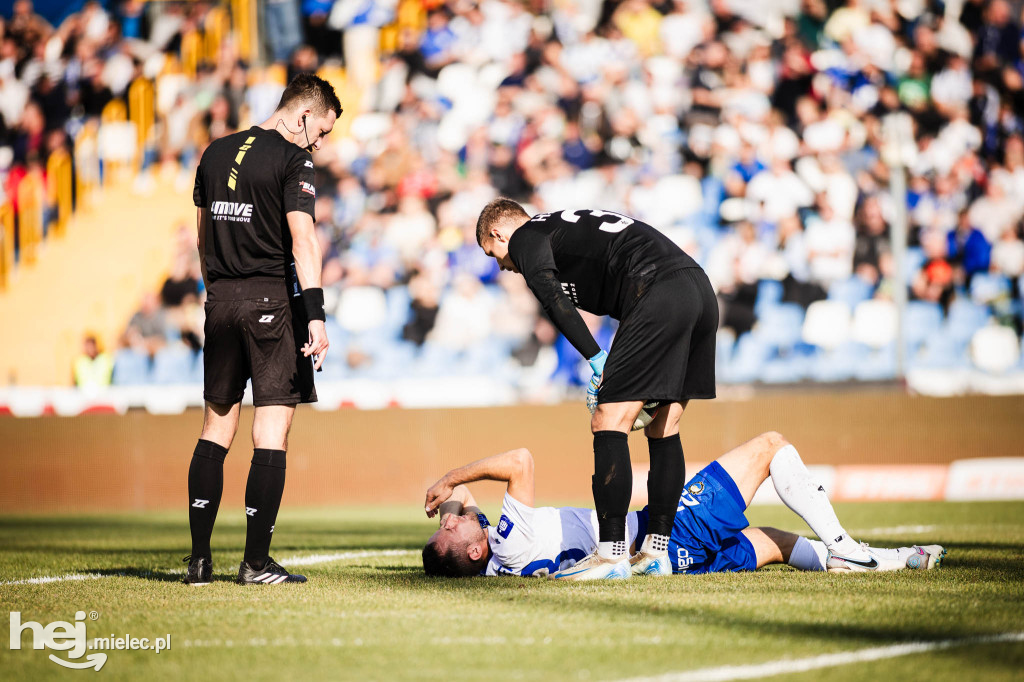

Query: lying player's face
<box><xmin>430</xmin><ymin>512</ymin><xmax>486</xmax><ymax>554</ymax></box>
<box><xmin>481</xmin><ymin>235</ymin><xmax>517</xmax><ymax>273</ymax></box>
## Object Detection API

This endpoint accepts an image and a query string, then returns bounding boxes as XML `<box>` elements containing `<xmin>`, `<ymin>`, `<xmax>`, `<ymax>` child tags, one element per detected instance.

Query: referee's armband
<box><xmin>301</xmin><ymin>287</ymin><xmax>326</xmax><ymax>322</ymax></box>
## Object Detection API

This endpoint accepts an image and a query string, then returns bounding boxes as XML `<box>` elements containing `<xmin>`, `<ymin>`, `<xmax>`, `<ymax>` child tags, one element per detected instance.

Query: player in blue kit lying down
<box><xmin>422</xmin><ymin>431</ymin><xmax>946</xmax><ymax>578</ymax></box>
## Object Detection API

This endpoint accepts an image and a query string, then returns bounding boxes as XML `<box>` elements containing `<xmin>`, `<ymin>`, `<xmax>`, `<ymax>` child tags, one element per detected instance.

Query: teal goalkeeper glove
<box><xmin>586</xmin><ymin>350</ymin><xmax>607</xmax><ymax>415</ymax></box>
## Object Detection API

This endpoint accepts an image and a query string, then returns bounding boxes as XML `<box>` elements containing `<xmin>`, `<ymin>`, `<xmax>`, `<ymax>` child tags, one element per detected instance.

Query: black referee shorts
<box><xmin>598</xmin><ymin>267</ymin><xmax>717</xmax><ymax>405</ymax></box>
<box><xmin>203</xmin><ymin>277</ymin><xmax>316</xmax><ymax>407</ymax></box>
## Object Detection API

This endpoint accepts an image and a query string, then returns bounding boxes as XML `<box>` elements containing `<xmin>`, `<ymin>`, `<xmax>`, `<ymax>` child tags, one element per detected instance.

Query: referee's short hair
<box><xmin>476</xmin><ymin>197</ymin><xmax>529</xmax><ymax>245</ymax></box>
<box><xmin>277</xmin><ymin>73</ymin><xmax>343</xmax><ymax>119</ymax></box>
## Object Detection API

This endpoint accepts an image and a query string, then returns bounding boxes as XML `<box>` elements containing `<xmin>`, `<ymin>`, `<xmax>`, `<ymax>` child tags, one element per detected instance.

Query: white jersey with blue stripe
<box><xmin>484</xmin><ymin>493</ymin><xmax>640</xmax><ymax>577</ymax></box>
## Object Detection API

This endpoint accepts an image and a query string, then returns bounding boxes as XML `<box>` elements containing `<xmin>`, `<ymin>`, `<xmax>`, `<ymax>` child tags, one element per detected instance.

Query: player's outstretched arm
<box><xmin>508</xmin><ymin>227</ymin><xmax>601</xmax><ymax>360</ymax></box>
<box><xmin>424</xmin><ymin>448</ymin><xmax>534</xmax><ymax>517</ymax></box>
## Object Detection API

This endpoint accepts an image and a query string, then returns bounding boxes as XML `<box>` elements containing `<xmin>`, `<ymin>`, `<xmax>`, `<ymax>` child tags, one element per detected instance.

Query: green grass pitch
<box><xmin>2</xmin><ymin>501</ymin><xmax>1023</xmax><ymax>681</ymax></box>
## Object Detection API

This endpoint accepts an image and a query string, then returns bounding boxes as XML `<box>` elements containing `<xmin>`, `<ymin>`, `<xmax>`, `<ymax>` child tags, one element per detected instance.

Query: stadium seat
<box><xmin>970</xmin><ymin>273</ymin><xmax>1011</xmax><ymax>306</ymax></box>
<box><xmin>970</xmin><ymin>326</ymin><xmax>1020</xmax><ymax>375</ymax></box>
<box><xmin>802</xmin><ymin>300</ymin><xmax>851</xmax><ymax>350</ymax></box>
<box><xmin>720</xmin><ymin>332</ymin><xmax>773</xmax><ymax>383</ymax></box>
<box><xmin>152</xmin><ymin>345</ymin><xmax>196</xmax><ymax>384</ymax></box>
<box><xmin>808</xmin><ymin>342</ymin><xmax>867</xmax><ymax>382</ymax></box>
<box><xmin>716</xmin><ymin>328</ymin><xmax>736</xmax><ymax>373</ymax></box>
<box><xmin>324</xmin><ymin>315</ymin><xmax>347</xmax><ymax>346</ymax></box>
<box><xmin>903</xmin><ymin>247</ymin><xmax>926</xmax><ymax>285</ymax></box>
<box><xmin>189</xmin><ymin>352</ymin><xmax>204</xmax><ymax>384</ymax></box>
<box><xmin>913</xmin><ymin>334</ymin><xmax>968</xmax><ymax>369</ymax></box>
<box><xmin>385</xmin><ymin>286</ymin><xmax>412</xmax><ymax>333</ymax></box>
<box><xmin>902</xmin><ymin>301</ymin><xmax>943</xmax><ymax>352</ymax></box>
<box><xmin>754</xmin><ymin>279</ymin><xmax>784</xmax><ymax>317</ymax></box>
<box><xmin>854</xmin><ymin>343</ymin><xmax>897</xmax><ymax>381</ymax></box>
<box><xmin>945</xmin><ymin>298</ymin><xmax>990</xmax><ymax>345</ymax></box>
<box><xmin>828</xmin><ymin>276</ymin><xmax>874</xmax><ymax>308</ymax></box>
<box><xmin>760</xmin><ymin>354</ymin><xmax>810</xmax><ymax>384</ymax></box>
<box><xmin>336</xmin><ymin>286</ymin><xmax>389</xmax><ymax>334</ymax></box>
<box><xmin>112</xmin><ymin>349</ymin><xmax>151</xmax><ymax>385</ymax></box>
<box><xmin>851</xmin><ymin>299</ymin><xmax>897</xmax><ymax>349</ymax></box>
<box><xmin>415</xmin><ymin>343</ymin><xmax>461</xmax><ymax>377</ymax></box>
<box><xmin>753</xmin><ymin>303</ymin><xmax>805</xmax><ymax>351</ymax></box>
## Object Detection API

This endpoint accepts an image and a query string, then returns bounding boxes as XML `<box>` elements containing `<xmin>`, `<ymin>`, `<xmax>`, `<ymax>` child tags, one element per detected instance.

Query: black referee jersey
<box><xmin>193</xmin><ymin>126</ymin><xmax>316</xmax><ymax>282</ymax></box>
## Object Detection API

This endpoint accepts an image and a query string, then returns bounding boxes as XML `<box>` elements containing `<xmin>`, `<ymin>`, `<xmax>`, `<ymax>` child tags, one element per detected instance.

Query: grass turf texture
<box><xmin>2</xmin><ymin>501</ymin><xmax>1022</xmax><ymax>681</ymax></box>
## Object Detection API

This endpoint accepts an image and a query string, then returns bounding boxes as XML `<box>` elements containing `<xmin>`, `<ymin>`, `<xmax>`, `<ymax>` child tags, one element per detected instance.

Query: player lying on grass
<box><xmin>422</xmin><ymin>432</ymin><xmax>946</xmax><ymax>578</ymax></box>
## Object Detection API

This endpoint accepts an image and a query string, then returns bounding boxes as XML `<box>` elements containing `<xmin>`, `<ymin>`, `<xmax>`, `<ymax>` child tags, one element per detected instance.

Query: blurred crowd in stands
<box><xmin>6</xmin><ymin>0</ymin><xmax>1021</xmax><ymax>392</ymax></box>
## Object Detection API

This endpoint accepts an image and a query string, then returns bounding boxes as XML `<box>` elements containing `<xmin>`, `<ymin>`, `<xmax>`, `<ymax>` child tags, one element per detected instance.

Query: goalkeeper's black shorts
<box><xmin>598</xmin><ymin>267</ymin><xmax>717</xmax><ymax>405</ymax></box>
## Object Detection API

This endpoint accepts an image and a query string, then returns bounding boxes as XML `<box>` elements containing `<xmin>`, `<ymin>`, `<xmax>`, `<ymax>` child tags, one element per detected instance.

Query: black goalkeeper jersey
<box><xmin>193</xmin><ymin>126</ymin><xmax>316</xmax><ymax>283</ymax></box>
<box><xmin>508</xmin><ymin>209</ymin><xmax>700</xmax><ymax>359</ymax></box>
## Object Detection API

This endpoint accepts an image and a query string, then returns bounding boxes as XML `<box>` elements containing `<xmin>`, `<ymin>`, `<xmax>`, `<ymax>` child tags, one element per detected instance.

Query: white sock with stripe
<box><xmin>769</xmin><ymin>444</ymin><xmax>865</xmax><ymax>558</ymax></box>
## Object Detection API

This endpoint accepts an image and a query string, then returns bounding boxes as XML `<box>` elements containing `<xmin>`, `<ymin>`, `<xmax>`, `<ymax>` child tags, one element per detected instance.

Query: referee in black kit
<box><xmin>183</xmin><ymin>74</ymin><xmax>341</xmax><ymax>586</ymax></box>
<box><xmin>476</xmin><ymin>199</ymin><xmax>718</xmax><ymax>581</ymax></box>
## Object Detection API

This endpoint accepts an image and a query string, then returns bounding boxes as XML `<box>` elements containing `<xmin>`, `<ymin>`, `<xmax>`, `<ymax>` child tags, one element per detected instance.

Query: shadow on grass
<box><xmin>83</xmin><ymin>567</ymin><xmax>190</xmax><ymax>583</ymax></box>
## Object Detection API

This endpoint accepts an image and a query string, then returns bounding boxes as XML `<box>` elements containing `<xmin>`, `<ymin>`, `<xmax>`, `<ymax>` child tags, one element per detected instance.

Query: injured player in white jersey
<box><xmin>421</xmin><ymin>432</ymin><xmax>946</xmax><ymax>578</ymax></box>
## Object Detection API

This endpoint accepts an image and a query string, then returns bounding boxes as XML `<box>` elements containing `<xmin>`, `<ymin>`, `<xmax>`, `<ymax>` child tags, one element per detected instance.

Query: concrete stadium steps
<box><xmin>0</xmin><ymin>175</ymin><xmax>193</xmax><ymax>386</ymax></box>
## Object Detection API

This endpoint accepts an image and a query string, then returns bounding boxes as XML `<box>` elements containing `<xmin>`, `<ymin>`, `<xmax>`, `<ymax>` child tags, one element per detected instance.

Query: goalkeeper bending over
<box><xmin>421</xmin><ymin>432</ymin><xmax>946</xmax><ymax>577</ymax></box>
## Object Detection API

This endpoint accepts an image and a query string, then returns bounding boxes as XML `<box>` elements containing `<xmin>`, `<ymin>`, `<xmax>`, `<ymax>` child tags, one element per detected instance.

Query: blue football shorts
<box><xmin>635</xmin><ymin>461</ymin><xmax>757</xmax><ymax>574</ymax></box>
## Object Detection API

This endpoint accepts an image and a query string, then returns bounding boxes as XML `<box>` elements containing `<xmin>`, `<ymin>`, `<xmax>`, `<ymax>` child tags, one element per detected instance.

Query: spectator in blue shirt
<box><xmin>420</xmin><ymin>9</ymin><xmax>458</xmax><ymax>75</ymax></box>
<box><xmin>947</xmin><ymin>210</ymin><xmax>991</xmax><ymax>283</ymax></box>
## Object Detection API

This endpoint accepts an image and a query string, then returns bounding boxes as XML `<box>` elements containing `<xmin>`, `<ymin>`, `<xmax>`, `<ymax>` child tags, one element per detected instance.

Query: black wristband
<box><xmin>301</xmin><ymin>287</ymin><xmax>326</xmax><ymax>321</ymax></box>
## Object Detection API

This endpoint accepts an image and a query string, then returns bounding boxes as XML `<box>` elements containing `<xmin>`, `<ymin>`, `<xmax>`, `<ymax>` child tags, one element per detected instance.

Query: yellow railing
<box><xmin>128</xmin><ymin>77</ymin><xmax>155</xmax><ymax>162</ymax></box>
<box><xmin>16</xmin><ymin>169</ymin><xmax>45</xmax><ymax>266</ymax></box>
<box><xmin>181</xmin><ymin>28</ymin><xmax>201</xmax><ymax>78</ymax></box>
<box><xmin>204</xmin><ymin>6</ymin><xmax>230</xmax><ymax>63</ymax></box>
<box><xmin>230</xmin><ymin>0</ymin><xmax>257</xmax><ymax>62</ymax></box>
<box><xmin>2</xmin><ymin>2</ymin><xmax>243</xmax><ymax>293</ymax></box>
<box><xmin>0</xmin><ymin>202</ymin><xmax>14</xmax><ymax>291</ymax></box>
<box><xmin>47</xmin><ymin>148</ymin><xmax>73</xmax><ymax>238</ymax></box>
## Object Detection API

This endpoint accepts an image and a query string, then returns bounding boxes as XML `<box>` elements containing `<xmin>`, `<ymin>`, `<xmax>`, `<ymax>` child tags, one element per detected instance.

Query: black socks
<box><xmin>243</xmin><ymin>449</ymin><xmax>287</xmax><ymax>568</ymax></box>
<box><xmin>592</xmin><ymin>431</ymin><xmax>632</xmax><ymax>543</ymax></box>
<box><xmin>188</xmin><ymin>439</ymin><xmax>228</xmax><ymax>559</ymax></box>
<box><xmin>646</xmin><ymin>434</ymin><xmax>686</xmax><ymax>538</ymax></box>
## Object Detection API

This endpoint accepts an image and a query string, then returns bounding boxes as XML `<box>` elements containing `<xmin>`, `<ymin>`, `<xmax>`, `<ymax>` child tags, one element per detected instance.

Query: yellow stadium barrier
<box><xmin>398</xmin><ymin>0</ymin><xmax>427</xmax><ymax>32</ymax></box>
<box><xmin>230</xmin><ymin>0</ymin><xmax>257</xmax><ymax>63</ymax></box>
<box><xmin>0</xmin><ymin>202</ymin><xmax>13</xmax><ymax>291</ymax></box>
<box><xmin>101</xmin><ymin>99</ymin><xmax>127</xmax><ymax>123</ymax></box>
<box><xmin>204</xmin><ymin>6</ymin><xmax>229</xmax><ymax>64</ymax></box>
<box><xmin>128</xmin><ymin>77</ymin><xmax>155</xmax><ymax>169</ymax></box>
<box><xmin>264</xmin><ymin>63</ymin><xmax>288</xmax><ymax>85</ymax></box>
<box><xmin>16</xmin><ymin>169</ymin><xmax>45</xmax><ymax>266</ymax></box>
<box><xmin>46</xmin><ymin>149</ymin><xmax>73</xmax><ymax>239</ymax></box>
<box><xmin>181</xmin><ymin>29</ymin><xmax>201</xmax><ymax>78</ymax></box>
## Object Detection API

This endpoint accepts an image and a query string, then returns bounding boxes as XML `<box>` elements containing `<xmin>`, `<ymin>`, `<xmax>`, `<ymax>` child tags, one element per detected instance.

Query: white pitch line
<box><xmin>2</xmin><ymin>550</ymin><xmax>415</xmax><ymax>585</ymax></box>
<box><xmin>277</xmin><ymin>549</ymin><xmax>416</xmax><ymax>566</ymax></box>
<box><xmin>613</xmin><ymin>632</ymin><xmax>1024</xmax><ymax>682</ymax></box>
<box><xmin>1</xmin><ymin>573</ymin><xmax>106</xmax><ymax>586</ymax></box>
<box><xmin>850</xmin><ymin>524</ymin><xmax>938</xmax><ymax>536</ymax></box>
